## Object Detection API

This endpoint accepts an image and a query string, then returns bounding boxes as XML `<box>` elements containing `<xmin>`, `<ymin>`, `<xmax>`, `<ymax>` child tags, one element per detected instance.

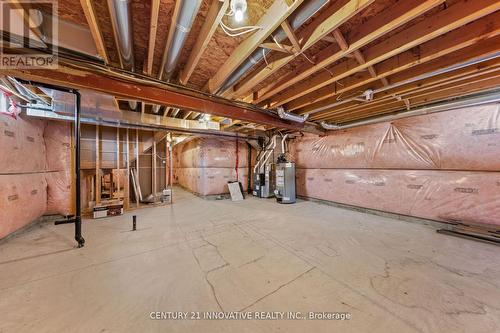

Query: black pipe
<box><xmin>74</xmin><ymin>91</ymin><xmax>85</xmax><ymax>247</ymax></box>
<box><xmin>16</xmin><ymin>79</ymin><xmax>85</xmax><ymax>247</ymax></box>
<box><xmin>132</xmin><ymin>215</ymin><xmax>137</xmax><ymax>231</ymax></box>
<box><xmin>247</xmin><ymin>142</ymin><xmax>252</xmax><ymax>194</ymax></box>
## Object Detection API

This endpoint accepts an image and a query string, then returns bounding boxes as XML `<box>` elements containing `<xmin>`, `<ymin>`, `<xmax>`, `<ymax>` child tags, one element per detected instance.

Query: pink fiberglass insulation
<box><xmin>44</xmin><ymin>121</ymin><xmax>71</xmax><ymax>171</ymax></box>
<box><xmin>45</xmin><ymin>170</ymin><xmax>72</xmax><ymax>216</ymax></box>
<box><xmin>0</xmin><ymin>114</ymin><xmax>46</xmax><ymax>173</ymax></box>
<box><xmin>175</xmin><ymin>168</ymin><xmax>249</xmax><ymax>196</ymax></box>
<box><xmin>0</xmin><ymin>114</ymin><xmax>72</xmax><ymax>239</ymax></box>
<box><xmin>291</xmin><ymin>103</ymin><xmax>500</xmax><ymax>227</ymax></box>
<box><xmin>290</xmin><ymin>104</ymin><xmax>500</xmax><ymax>171</ymax></box>
<box><xmin>175</xmin><ymin>137</ymin><xmax>250</xmax><ymax>168</ymax></box>
<box><xmin>174</xmin><ymin>137</ymin><xmax>251</xmax><ymax>195</ymax></box>
<box><xmin>0</xmin><ymin>174</ymin><xmax>48</xmax><ymax>238</ymax></box>
<box><xmin>296</xmin><ymin>169</ymin><xmax>500</xmax><ymax>226</ymax></box>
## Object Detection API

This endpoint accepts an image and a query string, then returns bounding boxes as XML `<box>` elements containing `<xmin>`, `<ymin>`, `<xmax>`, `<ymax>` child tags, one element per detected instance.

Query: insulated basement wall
<box><xmin>0</xmin><ymin>114</ymin><xmax>72</xmax><ymax>239</ymax></box>
<box><xmin>290</xmin><ymin>103</ymin><xmax>500</xmax><ymax>226</ymax></box>
<box><xmin>173</xmin><ymin>137</ymin><xmax>251</xmax><ymax>196</ymax></box>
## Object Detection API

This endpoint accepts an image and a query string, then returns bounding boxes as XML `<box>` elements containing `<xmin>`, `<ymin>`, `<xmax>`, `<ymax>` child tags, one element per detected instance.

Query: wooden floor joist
<box><xmin>294</xmin><ymin>22</ymin><xmax>500</xmax><ymax>116</ymax></box>
<box><xmin>228</xmin><ymin>0</ymin><xmax>377</xmax><ymax>98</ymax></box>
<box><xmin>266</xmin><ymin>0</ymin><xmax>500</xmax><ymax>108</ymax></box>
<box><xmin>205</xmin><ymin>0</ymin><xmax>305</xmax><ymax>94</ymax></box>
<box><xmin>252</xmin><ymin>0</ymin><xmax>445</xmax><ymax>104</ymax></box>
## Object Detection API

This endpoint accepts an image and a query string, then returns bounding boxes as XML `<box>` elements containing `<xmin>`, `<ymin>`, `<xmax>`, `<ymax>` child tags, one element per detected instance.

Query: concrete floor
<box><xmin>0</xmin><ymin>188</ymin><xmax>499</xmax><ymax>333</ymax></box>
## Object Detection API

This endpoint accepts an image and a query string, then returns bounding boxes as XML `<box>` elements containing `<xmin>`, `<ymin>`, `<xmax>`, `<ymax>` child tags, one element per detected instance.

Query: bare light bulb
<box><xmin>231</xmin><ymin>0</ymin><xmax>247</xmax><ymax>23</ymax></box>
<box><xmin>234</xmin><ymin>9</ymin><xmax>243</xmax><ymax>22</ymax></box>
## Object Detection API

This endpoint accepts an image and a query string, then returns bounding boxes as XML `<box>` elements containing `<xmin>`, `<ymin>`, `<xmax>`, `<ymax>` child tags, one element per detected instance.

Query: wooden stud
<box><xmin>95</xmin><ymin>125</ymin><xmax>101</xmax><ymax>204</ymax></box>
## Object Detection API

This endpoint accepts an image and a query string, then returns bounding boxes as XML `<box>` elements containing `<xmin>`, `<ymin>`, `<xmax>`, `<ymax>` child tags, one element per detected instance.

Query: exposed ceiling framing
<box><xmin>3</xmin><ymin>0</ymin><xmax>500</xmax><ymax>133</ymax></box>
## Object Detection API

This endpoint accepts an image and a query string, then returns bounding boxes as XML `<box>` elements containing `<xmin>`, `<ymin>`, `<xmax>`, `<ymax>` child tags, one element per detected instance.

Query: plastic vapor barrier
<box><xmin>0</xmin><ymin>174</ymin><xmax>47</xmax><ymax>238</ymax></box>
<box><xmin>291</xmin><ymin>103</ymin><xmax>500</xmax><ymax>227</ymax></box>
<box><xmin>174</xmin><ymin>137</ymin><xmax>250</xmax><ymax>196</ymax></box>
<box><xmin>0</xmin><ymin>113</ymin><xmax>72</xmax><ymax>239</ymax></box>
<box><xmin>291</xmin><ymin>104</ymin><xmax>500</xmax><ymax>171</ymax></box>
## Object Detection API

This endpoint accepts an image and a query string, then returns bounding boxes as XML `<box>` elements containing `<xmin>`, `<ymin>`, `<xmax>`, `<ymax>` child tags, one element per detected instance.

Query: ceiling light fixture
<box><xmin>231</xmin><ymin>0</ymin><xmax>247</xmax><ymax>23</ymax></box>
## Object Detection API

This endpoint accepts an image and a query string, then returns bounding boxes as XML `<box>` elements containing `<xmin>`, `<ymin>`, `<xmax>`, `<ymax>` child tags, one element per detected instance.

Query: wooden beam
<box><xmin>5</xmin><ymin>65</ymin><xmax>318</xmax><ymax>132</ymax></box>
<box><xmin>332</xmin><ymin>29</ymin><xmax>384</xmax><ymax>84</ymax></box>
<box><xmin>80</xmin><ymin>0</ymin><xmax>109</xmax><ymax>63</ymax></box>
<box><xmin>231</xmin><ymin>0</ymin><xmax>376</xmax><ymax>98</ymax></box>
<box><xmin>253</xmin><ymin>0</ymin><xmax>446</xmax><ymax>104</ymax></box>
<box><xmin>270</xmin><ymin>0</ymin><xmax>500</xmax><ymax>107</ymax></box>
<box><xmin>146</xmin><ymin>0</ymin><xmax>161</xmax><ymax>75</ymax></box>
<box><xmin>313</xmin><ymin>60</ymin><xmax>500</xmax><ymax>121</ymax></box>
<box><xmin>289</xmin><ymin>14</ymin><xmax>500</xmax><ymax>112</ymax></box>
<box><xmin>205</xmin><ymin>0</ymin><xmax>305</xmax><ymax>93</ymax></box>
<box><xmin>329</xmin><ymin>75</ymin><xmax>500</xmax><ymax>123</ymax></box>
<box><xmin>259</xmin><ymin>42</ymin><xmax>295</xmax><ymax>54</ymax></box>
<box><xmin>280</xmin><ymin>19</ymin><xmax>301</xmax><ymax>52</ymax></box>
<box><xmin>179</xmin><ymin>0</ymin><xmax>230</xmax><ymax>85</ymax></box>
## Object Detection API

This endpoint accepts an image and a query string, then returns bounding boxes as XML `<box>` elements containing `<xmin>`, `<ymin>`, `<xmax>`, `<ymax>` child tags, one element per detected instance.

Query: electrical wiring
<box><xmin>220</xmin><ymin>20</ymin><xmax>261</xmax><ymax>37</ymax></box>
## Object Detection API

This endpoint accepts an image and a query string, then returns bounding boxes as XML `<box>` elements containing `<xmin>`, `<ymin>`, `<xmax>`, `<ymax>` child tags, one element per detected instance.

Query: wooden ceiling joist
<box><xmin>205</xmin><ymin>0</ymin><xmax>306</xmax><ymax>94</ymax></box>
<box><xmin>179</xmin><ymin>0</ymin><xmax>230</xmax><ymax>85</ymax></box>
<box><xmin>288</xmin><ymin>12</ymin><xmax>500</xmax><ymax>112</ymax></box>
<box><xmin>252</xmin><ymin>0</ymin><xmax>444</xmax><ymax>104</ymax></box>
<box><xmin>229</xmin><ymin>0</ymin><xmax>376</xmax><ymax>99</ymax></box>
<box><xmin>79</xmin><ymin>0</ymin><xmax>109</xmax><ymax>63</ymax></box>
<box><xmin>329</xmin><ymin>75</ymin><xmax>500</xmax><ymax>124</ymax></box>
<box><xmin>312</xmin><ymin>59</ymin><xmax>500</xmax><ymax>121</ymax></box>
<box><xmin>270</xmin><ymin>0</ymin><xmax>500</xmax><ymax>108</ymax></box>
<box><xmin>146</xmin><ymin>0</ymin><xmax>161</xmax><ymax>75</ymax></box>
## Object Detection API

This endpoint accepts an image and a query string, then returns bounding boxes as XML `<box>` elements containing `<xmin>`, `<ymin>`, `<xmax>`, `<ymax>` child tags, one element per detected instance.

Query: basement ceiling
<box><xmin>13</xmin><ymin>0</ymin><xmax>500</xmax><ymax>133</ymax></box>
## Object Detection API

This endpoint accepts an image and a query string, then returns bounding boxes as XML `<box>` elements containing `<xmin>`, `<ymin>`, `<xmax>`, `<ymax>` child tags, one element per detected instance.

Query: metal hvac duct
<box><xmin>277</xmin><ymin>106</ymin><xmax>309</xmax><ymax>123</ymax></box>
<box><xmin>108</xmin><ymin>0</ymin><xmax>137</xmax><ymax>110</ymax></box>
<box><xmin>311</xmin><ymin>52</ymin><xmax>500</xmax><ymax>116</ymax></box>
<box><xmin>217</xmin><ymin>0</ymin><xmax>330</xmax><ymax>94</ymax></box>
<box><xmin>320</xmin><ymin>90</ymin><xmax>500</xmax><ymax>131</ymax></box>
<box><xmin>161</xmin><ymin>0</ymin><xmax>203</xmax><ymax>81</ymax></box>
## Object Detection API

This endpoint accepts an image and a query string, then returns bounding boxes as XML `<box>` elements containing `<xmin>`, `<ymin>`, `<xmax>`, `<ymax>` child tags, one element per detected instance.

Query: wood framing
<box><xmin>80</xmin><ymin>0</ymin><xmax>109</xmax><ymax>63</ymax></box>
<box><xmin>205</xmin><ymin>0</ymin><xmax>306</xmax><ymax>93</ymax></box>
<box><xmin>146</xmin><ymin>0</ymin><xmax>161</xmax><ymax>75</ymax></box>
<box><xmin>125</xmin><ymin>129</ymin><xmax>130</xmax><ymax>209</ymax></box>
<box><xmin>179</xmin><ymin>0</ymin><xmax>230</xmax><ymax>85</ymax></box>
<box><xmin>250</xmin><ymin>0</ymin><xmax>443</xmax><ymax>103</ymax></box>
<box><xmin>6</xmin><ymin>65</ymin><xmax>320</xmax><ymax>132</ymax></box>
<box><xmin>289</xmin><ymin>13</ymin><xmax>500</xmax><ymax>112</ymax></box>
<box><xmin>95</xmin><ymin>125</ymin><xmax>101</xmax><ymax>204</ymax></box>
<box><xmin>269</xmin><ymin>0</ymin><xmax>500</xmax><ymax>107</ymax></box>
<box><xmin>230</xmin><ymin>0</ymin><xmax>377</xmax><ymax>98</ymax></box>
